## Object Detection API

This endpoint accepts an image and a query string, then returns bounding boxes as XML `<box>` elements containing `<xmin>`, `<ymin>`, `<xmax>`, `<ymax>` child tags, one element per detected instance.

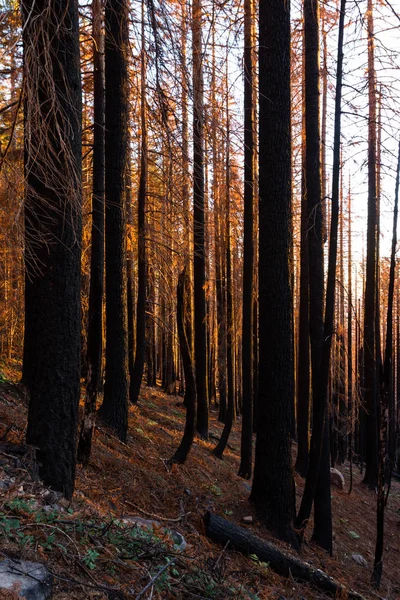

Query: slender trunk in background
<box><xmin>214</xmin><ymin>113</ymin><xmax>234</xmax><ymax>459</ymax></box>
<box><xmin>77</xmin><ymin>0</ymin><xmax>105</xmax><ymax>466</ymax></box>
<box><xmin>192</xmin><ymin>0</ymin><xmax>208</xmax><ymax>438</ymax></box>
<box><xmin>250</xmin><ymin>0</ymin><xmax>296</xmax><ymax>546</ymax></box>
<box><xmin>295</xmin><ymin>32</ymin><xmax>310</xmax><ymax>477</ymax></box>
<box><xmin>397</xmin><ymin>293</ymin><xmax>400</xmax><ymax>473</ymax></box>
<box><xmin>98</xmin><ymin>0</ymin><xmax>129</xmax><ymax>440</ymax></box>
<box><xmin>348</xmin><ymin>186</ymin><xmax>354</xmax><ymax>493</ymax></box>
<box><xmin>363</xmin><ymin>0</ymin><xmax>379</xmax><ymax>488</ymax></box>
<box><xmin>372</xmin><ymin>141</ymin><xmax>400</xmax><ymax>589</ymax></box>
<box><xmin>337</xmin><ymin>184</ymin><xmax>347</xmax><ymax>465</ymax></box>
<box><xmin>130</xmin><ymin>1</ymin><xmax>148</xmax><ymax>404</ymax></box>
<box><xmin>388</xmin><ymin>162</ymin><xmax>400</xmax><ymax>474</ymax></box>
<box><xmin>126</xmin><ymin>155</ymin><xmax>136</xmax><ymax>393</ymax></box>
<box><xmin>23</xmin><ymin>0</ymin><xmax>82</xmax><ymax>497</ymax></box>
<box><xmin>321</xmin><ymin>8</ymin><xmax>328</xmax><ymax>243</ymax></box>
<box><xmin>146</xmin><ymin>266</ymin><xmax>156</xmax><ymax>386</ymax></box>
<box><xmin>375</xmin><ymin>89</ymin><xmax>382</xmax><ymax>403</ymax></box>
<box><xmin>238</xmin><ymin>0</ymin><xmax>254</xmax><ymax>479</ymax></box>
<box><xmin>181</xmin><ymin>0</ymin><xmax>192</xmax><ymax>370</ymax></box>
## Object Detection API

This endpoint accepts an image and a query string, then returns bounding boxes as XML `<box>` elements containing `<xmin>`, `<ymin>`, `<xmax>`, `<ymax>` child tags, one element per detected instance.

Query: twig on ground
<box><xmin>48</xmin><ymin>569</ymin><xmax>127</xmax><ymax>599</ymax></box>
<box><xmin>135</xmin><ymin>559</ymin><xmax>174</xmax><ymax>600</ymax></box>
<box><xmin>124</xmin><ymin>500</ymin><xmax>189</xmax><ymax>523</ymax></box>
<box><xmin>214</xmin><ymin>540</ymin><xmax>230</xmax><ymax>572</ymax></box>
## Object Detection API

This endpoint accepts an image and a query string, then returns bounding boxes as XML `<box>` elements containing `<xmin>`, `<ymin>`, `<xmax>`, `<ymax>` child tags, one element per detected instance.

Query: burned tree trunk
<box><xmin>77</xmin><ymin>0</ymin><xmax>105</xmax><ymax>466</ymax></box>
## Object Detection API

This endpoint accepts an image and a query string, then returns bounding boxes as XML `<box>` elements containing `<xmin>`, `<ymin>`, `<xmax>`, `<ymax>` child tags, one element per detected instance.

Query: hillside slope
<box><xmin>0</xmin><ymin>365</ymin><xmax>399</xmax><ymax>599</ymax></box>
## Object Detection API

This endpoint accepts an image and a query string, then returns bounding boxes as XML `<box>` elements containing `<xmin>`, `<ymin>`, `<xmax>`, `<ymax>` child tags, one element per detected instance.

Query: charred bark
<box><xmin>170</xmin><ymin>268</ymin><xmax>196</xmax><ymax>464</ymax></box>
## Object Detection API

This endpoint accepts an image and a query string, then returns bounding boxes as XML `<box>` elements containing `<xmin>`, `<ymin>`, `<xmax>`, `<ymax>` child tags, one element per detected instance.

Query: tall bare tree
<box><xmin>238</xmin><ymin>0</ymin><xmax>255</xmax><ymax>480</ymax></box>
<box><xmin>78</xmin><ymin>0</ymin><xmax>105</xmax><ymax>466</ymax></box>
<box><xmin>22</xmin><ymin>0</ymin><xmax>82</xmax><ymax>498</ymax></box>
<box><xmin>250</xmin><ymin>0</ymin><xmax>296</xmax><ymax>546</ymax></box>
<box><xmin>98</xmin><ymin>0</ymin><xmax>130</xmax><ymax>441</ymax></box>
<box><xmin>192</xmin><ymin>0</ymin><xmax>208</xmax><ymax>438</ymax></box>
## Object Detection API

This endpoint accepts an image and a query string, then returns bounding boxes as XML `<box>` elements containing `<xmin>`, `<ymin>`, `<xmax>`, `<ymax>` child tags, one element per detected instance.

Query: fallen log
<box><xmin>204</xmin><ymin>512</ymin><xmax>365</xmax><ymax>599</ymax></box>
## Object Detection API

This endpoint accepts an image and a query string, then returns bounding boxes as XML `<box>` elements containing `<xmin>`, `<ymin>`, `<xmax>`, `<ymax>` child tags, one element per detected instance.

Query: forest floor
<box><xmin>0</xmin><ymin>361</ymin><xmax>399</xmax><ymax>600</ymax></box>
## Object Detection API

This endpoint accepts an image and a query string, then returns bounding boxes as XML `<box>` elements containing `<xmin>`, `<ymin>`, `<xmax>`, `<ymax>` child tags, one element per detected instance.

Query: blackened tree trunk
<box><xmin>252</xmin><ymin>296</ymin><xmax>258</xmax><ymax>432</ymax></box>
<box><xmin>214</xmin><ymin>117</ymin><xmax>234</xmax><ymax>460</ymax></box>
<box><xmin>170</xmin><ymin>268</ymin><xmax>196</xmax><ymax>464</ymax></box>
<box><xmin>295</xmin><ymin>44</ymin><xmax>310</xmax><ymax>477</ymax></box>
<box><xmin>397</xmin><ymin>295</ymin><xmax>400</xmax><ymax>474</ymax></box>
<box><xmin>363</xmin><ymin>0</ymin><xmax>379</xmax><ymax>488</ymax></box>
<box><xmin>347</xmin><ymin>188</ymin><xmax>354</xmax><ymax>492</ymax></box>
<box><xmin>127</xmin><ymin>160</ymin><xmax>136</xmax><ymax>393</ymax></box>
<box><xmin>296</xmin><ymin>0</ymin><xmax>347</xmax><ymax>553</ymax></box>
<box><xmin>295</xmin><ymin>0</ymin><xmax>325</xmax><ymax>541</ymax></box>
<box><xmin>130</xmin><ymin>3</ymin><xmax>147</xmax><ymax>405</ymax></box>
<box><xmin>146</xmin><ymin>266</ymin><xmax>156</xmax><ymax>387</ymax></box>
<box><xmin>238</xmin><ymin>0</ymin><xmax>254</xmax><ymax>480</ymax></box>
<box><xmin>372</xmin><ymin>141</ymin><xmax>400</xmax><ymax>589</ymax></box>
<box><xmin>23</xmin><ymin>0</ymin><xmax>82</xmax><ymax>498</ymax></box>
<box><xmin>98</xmin><ymin>0</ymin><xmax>129</xmax><ymax>441</ymax></box>
<box><xmin>77</xmin><ymin>0</ymin><xmax>105</xmax><ymax>466</ymax></box>
<box><xmin>192</xmin><ymin>0</ymin><xmax>208</xmax><ymax>438</ymax></box>
<box><xmin>250</xmin><ymin>0</ymin><xmax>296</xmax><ymax>546</ymax></box>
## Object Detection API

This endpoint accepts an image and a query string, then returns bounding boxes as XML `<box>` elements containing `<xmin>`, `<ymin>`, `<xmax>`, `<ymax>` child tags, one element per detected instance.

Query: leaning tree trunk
<box><xmin>77</xmin><ymin>0</ymin><xmax>105</xmax><ymax>466</ymax></box>
<box><xmin>23</xmin><ymin>0</ymin><xmax>82</xmax><ymax>498</ymax></box>
<box><xmin>170</xmin><ymin>268</ymin><xmax>196</xmax><ymax>464</ymax></box>
<box><xmin>97</xmin><ymin>0</ymin><xmax>129</xmax><ymax>441</ymax></box>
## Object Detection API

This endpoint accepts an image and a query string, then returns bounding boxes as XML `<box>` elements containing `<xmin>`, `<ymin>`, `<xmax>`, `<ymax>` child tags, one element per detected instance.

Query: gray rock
<box><xmin>352</xmin><ymin>554</ymin><xmax>367</xmax><ymax>567</ymax></box>
<box><xmin>0</xmin><ymin>558</ymin><xmax>53</xmax><ymax>599</ymax></box>
<box><xmin>242</xmin><ymin>516</ymin><xmax>253</xmax><ymax>524</ymax></box>
<box><xmin>43</xmin><ymin>490</ymin><xmax>63</xmax><ymax>505</ymax></box>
